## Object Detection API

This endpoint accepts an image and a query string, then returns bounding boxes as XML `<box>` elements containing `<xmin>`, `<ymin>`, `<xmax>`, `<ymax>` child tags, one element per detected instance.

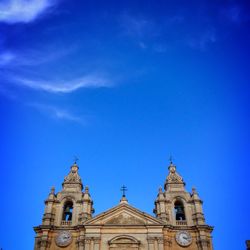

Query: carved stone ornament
<box><xmin>157</xmin><ymin>237</ymin><xmax>164</xmax><ymax>244</ymax></box>
<box><xmin>109</xmin><ymin>236</ymin><xmax>140</xmax><ymax>250</ymax></box>
<box><xmin>147</xmin><ymin>237</ymin><xmax>155</xmax><ymax>244</ymax></box>
<box><xmin>167</xmin><ymin>165</ymin><xmax>183</xmax><ymax>184</ymax></box>
<box><xmin>105</xmin><ymin>213</ymin><xmax>145</xmax><ymax>225</ymax></box>
<box><xmin>64</xmin><ymin>171</ymin><xmax>82</xmax><ymax>183</ymax></box>
<box><xmin>55</xmin><ymin>231</ymin><xmax>72</xmax><ymax>247</ymax></box>
<box><xmin>38</xmin><ymin>238</ymin><xmax>51</xmax><ymax>248</ymax></box>
<box><xmin>164</xmin><ymin>238</ymin><xmax>172</xmax><ymax>246</ymax></box>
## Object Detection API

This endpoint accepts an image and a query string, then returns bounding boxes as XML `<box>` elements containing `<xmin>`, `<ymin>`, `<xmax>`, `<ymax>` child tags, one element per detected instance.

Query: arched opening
<box><xmin>62</xmin><ymin>201</ymin><xmax>73</xmax><ymax>221</ymax></box>
<box><xmin>109</xmin><ymin>235</ymin><xmax>140</xmax><ymax>250</ymax></box>
<box><xmin>174</xmin><ymin>200</ymin><xmax>186</xmax><ymax>221</ymax></box>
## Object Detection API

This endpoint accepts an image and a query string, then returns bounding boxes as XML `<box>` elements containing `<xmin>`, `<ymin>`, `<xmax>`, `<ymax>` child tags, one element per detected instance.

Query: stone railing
<box><xmin>61</xmin><ymin>220</ymin><xmax>72</xmax><ymax>226</ymax></box>
<box><xmin>176</xmin><ymin>220</ymin><xmax>187</xmax><ymax>226</ymax></box>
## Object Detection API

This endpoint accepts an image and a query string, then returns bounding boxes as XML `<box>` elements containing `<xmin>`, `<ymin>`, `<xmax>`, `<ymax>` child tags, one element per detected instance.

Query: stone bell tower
<box><xmin>154</xmin><ymin>161</ymin><xmax>213</xmax><ymax>250</ymax></box>
<box><xmin>34</xmin><ymin>162</ymin><xmax>94</xmax><ymax>250</ymax></box>
<box><xmin>34</xmin><ymin>159</ymin><xmax>214</xmax><ymax>250</ymax></box>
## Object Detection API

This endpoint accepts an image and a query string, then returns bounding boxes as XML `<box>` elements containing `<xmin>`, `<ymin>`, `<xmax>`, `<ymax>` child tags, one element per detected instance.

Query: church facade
<box><xmin>34</xmin><ymin>161</ymin><xmax>213</xmax><ymax>250</ymax></box>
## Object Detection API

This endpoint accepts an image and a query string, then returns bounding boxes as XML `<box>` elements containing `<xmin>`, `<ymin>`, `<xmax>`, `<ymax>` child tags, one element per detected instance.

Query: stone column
<box><xmin>94</xmin><ymin>237</ymin><xmax>101</xmax><ymax>250</ymax></box>
<box><xmin>154</xmin><ymin>238</ymin><xmax>158</xmax><ymax>250</ymax></box>
<box><xmin>85</xmin><ymin>238</ymin><xmax>92</xmax><ymax>250</ymax></box>
<box><xmin>77</xmin><ymin>235</ymin><xmax>85</xmax><ymax>250</ymax></box>
<box><xmin>147</xmin><ymin>237</ymin><xmax>155</xmax><ymax>250</ymax></box>
<box><xmin>34</xmin><ymin>237</ymin><xmax>39</xmax><ymax>250</ymax></box>
<box><xmin>157</xmin><ymin>237</ymin><xmax>164</xmax><ymax>250</ymax></box>
<box><xmin>164</xmin><ymin>237</ymin><xmax>172</xmax><ymax>250</ymax></box>
<box><xmin>197</xmin><ymin>239</ymin><xmax>210</xmax><ymax>250</ymax></box>
<box><xmin>39</xmin><ymin>237</ymin><xmax>50</xmax><ymax>250</ymax></box>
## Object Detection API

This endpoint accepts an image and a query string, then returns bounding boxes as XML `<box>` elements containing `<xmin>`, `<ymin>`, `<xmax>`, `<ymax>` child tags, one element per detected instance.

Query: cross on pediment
<box><xmin>120</xmin><ymin>185</ymin><xmax>128</xmax><ymax>197</ymax></box>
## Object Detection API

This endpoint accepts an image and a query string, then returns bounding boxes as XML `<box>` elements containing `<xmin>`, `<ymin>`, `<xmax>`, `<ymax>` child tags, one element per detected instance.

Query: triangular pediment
<box><xmin>85</xmin><ymin>203</ymin><xmax>163</xmax><ymax>226</ymax></box>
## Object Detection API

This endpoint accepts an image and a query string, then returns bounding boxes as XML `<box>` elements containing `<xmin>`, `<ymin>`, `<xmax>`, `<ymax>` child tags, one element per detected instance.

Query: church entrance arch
<box><xmin>108</xmin><ymin>235</ymin><xmax>140</xmax><ymax>250</ymax></box>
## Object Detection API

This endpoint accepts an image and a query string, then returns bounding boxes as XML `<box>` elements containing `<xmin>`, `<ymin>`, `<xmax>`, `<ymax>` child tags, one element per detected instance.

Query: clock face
<box><xmin>55</xmin><ymin>231</ymin><xmax>72</xmax><ymax>247</ymax></box>
<box><xmin>176</xmin><ymin>231</ymin><xmax>192</xmax><ymax>246</ymax></box>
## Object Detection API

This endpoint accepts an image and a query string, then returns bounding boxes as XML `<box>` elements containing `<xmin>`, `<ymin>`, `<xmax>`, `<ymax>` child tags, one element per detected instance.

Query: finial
<box><xmin>71</xmin><ymin>157</ymin><xmax>79</xmax><ymax>173</ymax></box>
<box><xmin>169</xmin><ymin>155</ymin><xmax>174</xmax><ymax>165</ymax></box>
<box><xmin>192</xmin><ymin>186</ymin><xmax>197</xmax><ymax>194</ymax></box>
<box><xmin>50</xmin><ymin>186</ymin><xmax>55</xmax><ymax>194</ymax></box>
<box><xmin>85</xmin><ymin>186</ymin><xmax>89</xmax><ymax>193</ymax></box>
<box><xmin>120</xmin><ymin>185</ymin><xmax>128</xmax><ymax>197</ymax></box>
<box><xmin>159</xmin><ymin>186</ymin><xmax>163</xmax><ymax>193</ymax></box>
<box><xmin>74</xmin><ymin>155</ymin><xmax>79</xmax><ymax>165</ymax></box>
<box><xmin>168</xmin><ymin>155</ymin><xmax>176</xmax><ymax>173</ymax></box>
<box><xmin>169</xmin><ymin>155</ymin><xmax>173</xmax><ymax>164</ymax></box>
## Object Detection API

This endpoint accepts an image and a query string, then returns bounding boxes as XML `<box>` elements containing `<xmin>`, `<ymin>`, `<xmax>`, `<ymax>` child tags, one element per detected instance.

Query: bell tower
<box><xmin>154</xmin><ymin>161</ymin><xmax>213</xmax><ymax>250</ymax></box>
<box><xmin>34</xmin><ymin>159</ymin><xmax>214</xmax><ymax>250</ymax></box>
<box><xmin>34</xmin><ymin>162</ymin><xmax>94</xmax><ymax>250</ymax></box>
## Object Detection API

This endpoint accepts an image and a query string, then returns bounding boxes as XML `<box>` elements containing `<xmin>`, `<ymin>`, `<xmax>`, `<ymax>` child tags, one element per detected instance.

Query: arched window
<box><xmin>174</xmin><ymin>200</ymin><xmax>186</xmax><ymax>221</ymax></box>
<box><xmin>62</xmin><ymin>201</ymin><xmax>73</xmax><ymax>221</ymax></box>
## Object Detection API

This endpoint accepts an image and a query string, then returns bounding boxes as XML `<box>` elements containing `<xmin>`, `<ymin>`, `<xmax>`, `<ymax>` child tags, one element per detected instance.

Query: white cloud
<box><xmin>0</xmin><ymin>46</ymin><xmax>76</xmax><ymax>68</ymax></box>
<box><xmin>222</xmin><ymin>5</ymin><xmax>241</xmax><ymax>23</ymax></box>
<box><xmin>187</xmin><ymin>29</ymin><xmax>217</xmax><ymax>51</ymax></box>
<box><xmin>168</xmin><ymin>15</ymin><xmax>184</xmax><ymax>24</ymax></box>
<box><xmin>0</xmin><ymin>0</ymin><xmax>56</xmax><ymax>24</ymax></box>
<box><xmin>153</xmin><ymin>44</ymin><xmax>168</xmax><ymax>53</ymax></box>
<box><xmin>12</xmin><ymin>75</ymin><xmax>112</xmax><ymax>93</ymax></box>
<box><xmin>0</xmin><ymin>51</ymin><xmax>15</xmax><ymax>65</ymax></box>
<box><xmin>138</xmin><ymin>41</ymin><xmax>147</xmax><ymax>49</ymax></box>
<box><xmin>29</xmin><ymin>103</ymin><xmax>85</xmax><ymax>124</ymax></box>
<box><xmin>120</xmin><ymin>14</ymin><xmax>154</xmax><ymax>38</ymax></box>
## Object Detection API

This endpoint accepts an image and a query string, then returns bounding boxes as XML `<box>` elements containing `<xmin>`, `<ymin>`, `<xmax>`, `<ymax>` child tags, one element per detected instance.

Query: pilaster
<box><xmin>148</xmin><ymin>237</ymin><xmax>155</xmax><ymax>250</ymax></box>
<box><xmin>164</xmin><ymin>237</ymin><xmax>172</xmax><ymax>250</ymax></box>
<box><xmin>197</xmin><ymin>238</ymin><xmax>210</xmax><ymax>250</ymax></box>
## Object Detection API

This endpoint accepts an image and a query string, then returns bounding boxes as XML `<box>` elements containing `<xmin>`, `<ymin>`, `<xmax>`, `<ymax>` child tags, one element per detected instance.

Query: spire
<box><xmin>62</xmin><ymin>161</ymin><xmax>83</xmax><ymax>191</ymax></box>
<box><xmin>153</xmin><ymin>186</ymin><xmax>168</xmax><ymax>221</ymax></box>
<box><xmin>192</xmin><ymin>186</ymin><xmax>201</xmax><ymax>199</ymax></box>
<box><xmin>155</xmin><ymin>186</ymin><xmax>165</xmax><ymax>203</ymax></box>
<box><xmin>48</xmin><ymin>186</ymin><xmax>56</xmax><ymax>200</ymax></box>
<box><xmin>164</xmin><ymin>160</ymin><xmax>185</xmax><ymax>191</ymax></box>
<box><xmin>191</xmin><ymin>186</ymin><xmax>205</xmax><ymax>225</ymax></box>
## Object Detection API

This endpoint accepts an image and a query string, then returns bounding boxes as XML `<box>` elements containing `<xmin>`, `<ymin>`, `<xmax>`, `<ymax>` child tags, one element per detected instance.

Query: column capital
<box><xmin>85</xmin><ymin>237</ymin><xmax>92</xmax><ymax>244</ymax></box>
<box><xmin>147</xmin><ymin>237</ymin><xmax>155</xmax><ymax>244</ymax></box>
<box><xmin>93</xmin><ymin>237</ymin><xmax>101</xmax><ymax>243</ymax></box>
<box><xmin>157</xmin><ymin>237</ymin><xmax>164</xmax><ymax>244</ymax></box>
<box><xmin>164</xmin><ymin>237</ymin><xmax>172</xmax><ymax>247</ymax></box>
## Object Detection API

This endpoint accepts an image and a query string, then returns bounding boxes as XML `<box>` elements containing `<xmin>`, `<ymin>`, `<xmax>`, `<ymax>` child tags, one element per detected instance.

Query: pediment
<box><xmin>105</xmin><ymin>212</ymin><xmax>145</xmax><ymax>225</ymax></box>
<box><xmin>85</xmin><ymin>203</ymin><xmax>163</xmax><ymax>226</ymax></box>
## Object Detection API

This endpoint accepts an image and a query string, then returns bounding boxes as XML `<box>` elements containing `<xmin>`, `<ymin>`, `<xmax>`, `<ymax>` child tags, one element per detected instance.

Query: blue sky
<box><xmin>0</xmin><ymin>0</ymin><xmax>250</xmax><ymax>249</ymax></box>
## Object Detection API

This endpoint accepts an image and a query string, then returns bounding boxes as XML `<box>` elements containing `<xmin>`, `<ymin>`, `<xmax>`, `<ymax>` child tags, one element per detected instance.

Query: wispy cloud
<box><xmin>29</xmin><ymin>103</ymin><xmax>85</xmax><ymax>124</ymax></box>
<box><xmin>186</xmin><ymin>29</ymin><xmax>217</xmax><ymax>51</ymax></box>
<box><xmin>153</xmin><ymin>43</ymin><xmax>168</xmax><ymax>53</ymax></box>
<box><xmin>0</xmin><ymin>46</ymin><xmax>76</xmax><ymax>68</ymax></box>
<box><xmin>11</xmin><ymin>74</ymin><xmax>111</xmax><ymax>93</ymax></box>
<box><xmin>120</xmin><ymin>14</ymin><xmax>156</xmax><ymax>39</ymax></box>
<box><xmin>138</xmin><ymin>41</ymin><xmax>147</xmax><ymax>49</ymax></box>
<box><xmin>167</xmin><ymin>15</ymin><xmax>185</xmax><ymax>24</ymax></box>
<box><xmin>0</xmin><ymin>0</ymin><xmax>57</xmax><ymax>24</ymax></box>
<box><xmin>222</xmin><ymin>5</ymin><xmax>242</xmax><ymax>23</ymax></box>
<box><xmin>0</xmin><ymin>51</ymin><xmax>15</xmax><ymax>65</ymax></box>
